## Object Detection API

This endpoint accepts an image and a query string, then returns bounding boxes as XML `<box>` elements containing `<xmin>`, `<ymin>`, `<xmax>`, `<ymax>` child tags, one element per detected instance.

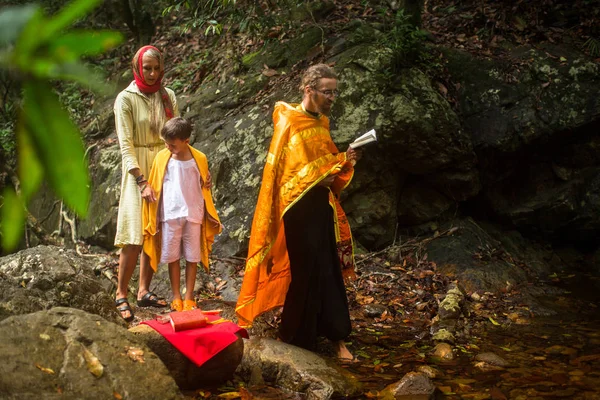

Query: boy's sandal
<box><xmin>183</xmin><ymin>300</ymin><xmax>197</xmax><ymax>311</ymax></box>
<box><xmin>137</xmin><ymin>291</ymin><xmax>168</xmax><ymax>308</ymax></box>
<box><xmin>115</xmin><ymin>298</ymin><xmax>134</xmax><ymax>322</ymax></box>
<box><xmin>170</xmin><ymin>299</ymin><xmax>183</xmax><ymax>312</ymax></box>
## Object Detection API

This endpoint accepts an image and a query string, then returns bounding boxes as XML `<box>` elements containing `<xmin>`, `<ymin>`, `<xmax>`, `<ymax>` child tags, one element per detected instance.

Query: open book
<box><xmin>349</xmin><ymin>129</ymin><xmax>377</xmax><ymax>149</ymax></box>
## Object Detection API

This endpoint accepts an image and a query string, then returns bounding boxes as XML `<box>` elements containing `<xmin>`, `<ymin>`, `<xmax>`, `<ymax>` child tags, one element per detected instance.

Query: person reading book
<box><xmin>142</xmin><ymin>117</ymin><xmax>222</xmax><ymax>312</ymax></box>
<box><xmin>236</xmin><ymin>64</ymin><xmax>361</xmax><ymax>362</ymax></box>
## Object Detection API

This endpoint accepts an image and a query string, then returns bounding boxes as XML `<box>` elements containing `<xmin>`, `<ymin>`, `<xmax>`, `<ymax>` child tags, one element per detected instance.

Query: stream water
<box><xmin>185</xmin><ymin>267</ymin><xmax>600</xmax><ymax>399</ymax></box>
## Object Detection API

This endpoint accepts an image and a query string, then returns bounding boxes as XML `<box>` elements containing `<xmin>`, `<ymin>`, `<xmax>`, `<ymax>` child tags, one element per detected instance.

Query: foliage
<box><xmin>583</xmin><ymin>37</ymin><xmax>600</xmax><ymax>57</ymax></box>
<box><xmin>162</xmin><ymin>0</ymin><xmax>290</xmax><ymax>38</ymax></box>
<box><xmin>0</xmin><ymin>0</ymin><xmax>122</xmax><ymax>251</ymax></box>
<box><xmin>380</xmin><ymin>9</ymin><xmax>428</xmax><ymax>73</ymax></box>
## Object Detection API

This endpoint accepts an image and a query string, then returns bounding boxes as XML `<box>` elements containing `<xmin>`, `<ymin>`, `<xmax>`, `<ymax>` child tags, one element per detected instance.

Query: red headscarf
<box><xmin>131</xmin><ymin>45</ymin><xmax>174</xmax><ymax>119</ymax></box>
<box><xmin>132</xmin><ymin>45</ymin><xmax>164</xmax><ymax>94</ymax></box>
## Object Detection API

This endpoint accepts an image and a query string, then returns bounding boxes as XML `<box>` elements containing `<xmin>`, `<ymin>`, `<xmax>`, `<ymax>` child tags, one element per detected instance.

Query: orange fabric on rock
<box><xmin>235</xmin><ymin>102</ymin><xmax>356</xmax><ymax>327</ymax></box>
<box><xmin>142</xmin><ymin>146</ymin><xmax>222</xmax><ymax>272</ymax></box>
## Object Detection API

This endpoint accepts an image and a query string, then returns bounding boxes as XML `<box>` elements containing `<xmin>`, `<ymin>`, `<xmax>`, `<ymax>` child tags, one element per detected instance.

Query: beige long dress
<box><xmin>114</xmin><ymin>81</ymin><xmax>179</xmax><ymax>247</ymax></box>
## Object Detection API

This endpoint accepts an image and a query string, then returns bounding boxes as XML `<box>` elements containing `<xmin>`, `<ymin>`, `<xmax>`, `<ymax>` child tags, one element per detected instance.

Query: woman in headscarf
<box><xmin>113</xmin><ymin>45</ymin><xmax>179</xmax><ymax>322</ymax></box>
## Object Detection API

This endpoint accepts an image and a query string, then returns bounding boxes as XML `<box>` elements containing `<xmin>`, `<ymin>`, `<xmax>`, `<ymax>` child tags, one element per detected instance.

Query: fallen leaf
<box><xmin>35</xmin><ymin>363</ymin><xmax>55</xmax><ymax>374</ymax></box>
<box><xmin>218</xmin><ymin>392</ymin><xmax>241</xmax><ymax>399</ymax></box>
<box><xmin>113</xmin><ymin>392</ymin><xmax>123</xmax><ymax>399</ymax></box>
<box><xmin>488</xmin><ymin>317</ymin><xmax>500</xmax><ymax>326</ymax></box>
<box><xmin>82</xmin><ymin>346</ymin><xmax>104</xmax><ymax>378</ymax></box>
<box><xmin>126</xmin><ymin>347</ymin><xmax>145</xmax><ymax>363</ymax></box>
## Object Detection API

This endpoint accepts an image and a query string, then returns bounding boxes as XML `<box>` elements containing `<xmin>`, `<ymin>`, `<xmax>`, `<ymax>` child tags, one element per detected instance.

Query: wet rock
<box><xmin>431</xmin><ymin>328</ymin><xmax>456</xmax><ymax>343</ymax></box>
<box><xmin>417</xmin><ymin>365</ymin><xmax>440</xmax><ymax>379</ymax></box>
<box><xmin>130</xmin><ymin>324</ymin><xmax>245</xmax><ymax>388</ymax></box>
<box><xmin>379</xmin><ymin>371</ymin><xmax>436</xmax><ymax>399</ymax></box>
<box><xmin>0</xmin><ymin>307</ymin><xmax>180</xmax><ymax>400</ymax></box>
<box><xmin>0</xmin><ymin>245</ymin><xmax>123</xmax><ymax>326</ymax></box>
<box><xmin>544</xmin><ymin>345</ymin><xmax>578</xmax><ymax>357</ymax></box>
<box><xmin>438</xmin><ymin>285</ymin><xmax>465</xmax><ymax>320</ymax></box>
<box><xmin>431</xmin><ymin>343</ymin><xmax>454</xmax><ymax>360</ymax></box>
<box><xmin>237</xmin><ymin>337</ymin><xmax>361</xmax><ymax>399</ymax></box>
<box><xmin>475</xmin><ymin>352</ymin><xmax>509</xmax><ymax>367</ymax></box>
<box><xmin>363</xmin><ymin>303</ymin><xmax>387</xmax><ymax>318</ymax></box>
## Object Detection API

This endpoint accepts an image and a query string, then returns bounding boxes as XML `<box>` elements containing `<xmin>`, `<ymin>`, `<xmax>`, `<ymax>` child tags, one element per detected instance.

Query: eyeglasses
<box><xmin>313</xmin><ymin>88</ymin><xmax>339</xmax><ymax>98</ymax></box>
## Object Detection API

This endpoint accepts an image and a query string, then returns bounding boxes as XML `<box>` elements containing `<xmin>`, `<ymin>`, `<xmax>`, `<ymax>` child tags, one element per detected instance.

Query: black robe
<box><xmin>278</xmin><ymin>185</ymin><xmax>352</xmax><ymax>350</ymax></box>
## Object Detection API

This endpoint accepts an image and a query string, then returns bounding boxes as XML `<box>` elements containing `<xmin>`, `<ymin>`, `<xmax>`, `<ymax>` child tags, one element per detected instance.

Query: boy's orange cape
<box><xmin>142</xmin><ymin>146</ymin><xmax>222</xmax><ymax>272</ymax></box>
<box><xmin>235</xmin><ymin>102</ymin><xmax>356</xmax><ymax>327</ymax></box>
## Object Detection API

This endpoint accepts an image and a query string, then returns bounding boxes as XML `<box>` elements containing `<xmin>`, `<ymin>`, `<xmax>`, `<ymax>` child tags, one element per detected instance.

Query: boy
<box><xmin>142</xmin><ymin>117</ymin><xmax>222</xmax><ymax>312</ymax></box>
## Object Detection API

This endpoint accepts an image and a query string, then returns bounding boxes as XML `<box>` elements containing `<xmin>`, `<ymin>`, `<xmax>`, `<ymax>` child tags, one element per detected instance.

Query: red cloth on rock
<box><xmin>142</xmin><ymin>315</ymin><xmax>248</xmax><ymax>367</ymax></box>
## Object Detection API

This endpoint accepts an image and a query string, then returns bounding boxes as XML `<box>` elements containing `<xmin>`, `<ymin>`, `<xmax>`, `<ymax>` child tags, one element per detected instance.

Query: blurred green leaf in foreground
<box><xmin>0</xmin><ymin>0</ymin><xmax>123</xmax><ymax>251</ymax></box>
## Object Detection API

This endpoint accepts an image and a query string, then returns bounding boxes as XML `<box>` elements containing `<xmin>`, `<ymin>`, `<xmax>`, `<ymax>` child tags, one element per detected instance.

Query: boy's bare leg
<box><xmin>137</xmin><ymin>251</ymin><xmax>153</xmax><ymax>299</ymax></box>
<box><xmin>184</xmin><ymin>261</ymin><xmax>198</xmax><ymax>302</ymax></box>
<box><xmin>169</xmin><ymin>261</ymin><xmax>182</xmax><ymax>301</ymax></box>
<box><xmin>335</xmin><ymin>340</ymin><xmax>354</xmax><ymax>361</ymax></box>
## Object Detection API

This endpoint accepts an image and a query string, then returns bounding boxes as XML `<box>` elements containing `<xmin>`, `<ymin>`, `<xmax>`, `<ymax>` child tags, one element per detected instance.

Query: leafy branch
<box><xmin>0</xmin><ymin>0</ymin><xmax>122</xmax><ymax>251</ymax></box>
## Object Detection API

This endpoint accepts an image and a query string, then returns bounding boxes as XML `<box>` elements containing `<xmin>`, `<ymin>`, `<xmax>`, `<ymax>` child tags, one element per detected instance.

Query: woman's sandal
<box><xmin>115</xmin><ymin>298</ymin><xmax>134</xmax><ymax>322</ymax></box>
<box><xmin>183</xmin><ymin>299</ymin><xmax>197</xmax><ymax>311</ymax></box>
<box><xmin>170</xmin><ymin>299</ymin><xmax>183</xmax><ymax>312</ymax></box>
<box><xmin>137</xmin><ymin>291</ymin><xmax>168</xmax><ymax>308</ymax></box>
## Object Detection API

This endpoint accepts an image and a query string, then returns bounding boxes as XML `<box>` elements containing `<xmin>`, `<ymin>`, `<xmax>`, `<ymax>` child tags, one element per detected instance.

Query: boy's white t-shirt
<box><xmin>161</xmin><ymin>158</ymin><xmax>205</xmax><ymax>223</ymax></box>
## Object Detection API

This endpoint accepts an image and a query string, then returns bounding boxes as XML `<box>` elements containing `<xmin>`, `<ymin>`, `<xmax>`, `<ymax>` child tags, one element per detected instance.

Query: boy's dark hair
<box><xmin>161</xmin><ymin>117</ymin><xmax>192</xmax><ymax>141</ymax></box>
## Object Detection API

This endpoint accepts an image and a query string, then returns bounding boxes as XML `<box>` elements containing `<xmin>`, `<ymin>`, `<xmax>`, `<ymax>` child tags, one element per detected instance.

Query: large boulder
<box><xmin>26</xmin><ymin>27</ymin><xmax>600</xmax><ymax>258</ymax></box>
<box><xmin>237</xmin><ymin>337</ymin><xmax>362</xmax><ymax>399</ymax></box>
<box><xmin>446</xmin><ymin>45</ymin><xmax>600</xmax><ymax>247</ymax></box>
<box><xmin>0</xmin><ymin>245</ymin><xmax>123</xmax><ymax>326</ymax></box>
<box><xmin>0</xmin><ymin>307</ymin><xmax>180</xmax><ymax>400</ymax></box>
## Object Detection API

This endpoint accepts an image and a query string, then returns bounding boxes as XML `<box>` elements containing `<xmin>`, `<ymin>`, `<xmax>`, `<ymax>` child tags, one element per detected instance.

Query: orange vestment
<box><xmin>235</xmin><ymin>102</ymin><xmax>356</xmax><ymax>327</ymax></box>
<box><xmin>142</xmin><ymin>146</ymin><xmax>222</xmax><ymax>272</ymax></box>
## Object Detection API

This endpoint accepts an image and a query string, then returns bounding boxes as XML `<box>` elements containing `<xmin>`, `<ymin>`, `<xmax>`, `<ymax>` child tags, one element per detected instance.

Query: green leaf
<box><xmin>43</xmin><ymin>0</ymin><xmax>102</xmax><ymax>41</ymax></box>
<box><xmin>1</xmin><ymin>187</ymin><xmax>26</xmax><ymax>251</ymax></box>
<box><xmin>0</xmin><ymin>4</ymin><xmax>39</xmax><ymax>48</ymax></box>
<box><xmin>49</xmin><ymin>30</ymin><xmax>123</xmax><ymax>61</ymax></box>
<box><xmin>17</xmin><ymin>118</ymin><xmax>43</xmax><ymax>202</ymax></box>
<box><xmin>488</xmin><ymin>317</ymin><xmax>500</xmax><ymax>326</ymax></box>
<box><xmin>23</xmin><ymin>80</ymin><xmax>89</xmax><ymax>217</ymax></box>
<box><xmin>47</xmin><ymin>62</ymin><xmax>108</xmax><ymax>93</ymax></box>
<box><xmin>13</xmin><ymin>8</ymin><xmax>45</xmax><ymax>65</ymax></box>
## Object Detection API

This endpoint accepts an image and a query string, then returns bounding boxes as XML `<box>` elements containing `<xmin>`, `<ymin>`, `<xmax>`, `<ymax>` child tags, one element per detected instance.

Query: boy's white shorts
<box><xmin>160</xmin><ymin>218</ymin><xmax>201</xmax><ymax>264</ymax></box>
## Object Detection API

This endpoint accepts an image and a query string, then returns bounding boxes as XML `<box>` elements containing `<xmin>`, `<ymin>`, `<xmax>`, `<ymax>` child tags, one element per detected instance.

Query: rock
<box><xmin>129</xmin><ymin>324</ymin><xmax>244</xmax><ymax>388</ymax></box>
<box><xmin>446</xmin><ymin>46</ymin><xmax>600</xmax><ymax>247</ymax></box>
<box><xmin>431</xmin><ymin>328</ymin><xmax>455</xmax><ymax>343</ymax></box>
<box><xmin>363</xmin><ymin>303</ymin><xmax>387</xmax><ymax>318</ymax></box>
<box><xmin>417</xmin><ymin>365</ymin><xmax>440</xmax><ymax>379</ymax></box>
<box><xmin>379</xmin><ymin>371</ymin><xmax>436</xmax><ymax>399</ymax></box>
<box><xmin>0</xmin><ymin>307</ymin><xmax>180</xmax><ymax>400</ymax></box>
<box><xmin>237</xmin><ymin>337</ymin><xmax>361</xmax><ymax>399</ymax></box>
<box><xmin>431</xmin><ymin>343</ymin><xmax>454</xmax><ymax>360</ymax></box>
<box><xmin>425</xmin><ymin>218</ymin><xmax>534</xmax><ymax>293</ymax></box>
<box><xmin>475</xmin><ymin>352</ymin><xmax>509</xmax><ymax>367</ymax></box>
<box><xmin>0</xmin><ymin>245</ymin><xmax>123</xmax><ymax>326</ymax></box>
<box><xmin>438</xmin><ymin>285</ymin><xmax>464</xmax><ymax>320</ymax></box>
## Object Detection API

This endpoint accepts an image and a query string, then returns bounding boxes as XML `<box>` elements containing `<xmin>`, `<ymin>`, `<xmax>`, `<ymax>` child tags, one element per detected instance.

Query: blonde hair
<box><xmin>299</xmin><ymin>64</ymin><xmax>337</xmax><ymax>93</ymax></box>
<box><xmin>132</xmin><ymin>47</ymin><xmax>166</xmax><ymax>137</ymax></box>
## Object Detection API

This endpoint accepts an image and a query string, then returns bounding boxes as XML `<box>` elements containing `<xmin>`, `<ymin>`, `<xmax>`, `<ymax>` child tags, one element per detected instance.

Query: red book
<box><xmin>169</xmin><ymin>309</ymin><xmax>208</xmax><ymax>332</ymax></box>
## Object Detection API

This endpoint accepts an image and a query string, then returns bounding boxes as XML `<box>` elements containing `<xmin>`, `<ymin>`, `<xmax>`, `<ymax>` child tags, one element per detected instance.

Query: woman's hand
<box><xmin>205</xmin><ymin>172</ymin><xmax>212</xmax><ymax>189</ymax></box>
<box><xmin>141</xmin><ymin>185</ymin><xmax>157</xmax><ymax>203</ymax></box>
